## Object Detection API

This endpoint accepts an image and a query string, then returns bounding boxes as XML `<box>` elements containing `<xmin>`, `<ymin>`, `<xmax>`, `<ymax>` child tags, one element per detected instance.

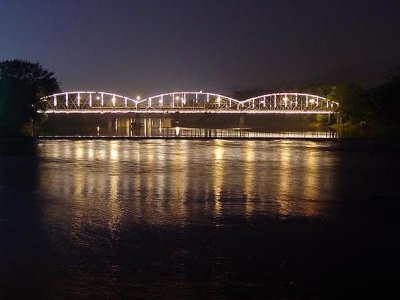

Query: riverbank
<box><xmin>330</xmin><ymin>121</ymin><xmax>400</xmax><ymax>138</ymax></box>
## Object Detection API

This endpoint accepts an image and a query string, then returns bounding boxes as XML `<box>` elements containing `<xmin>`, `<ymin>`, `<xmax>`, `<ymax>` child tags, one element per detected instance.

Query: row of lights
<box><xmin>55</xmin><ymin>93</ymin><xmax>334</xmax><ymax>109</ymax></box>
<box><xmin>65</xmin><ymin>93</ymin><xmax>223</xmax><ymax>105</ymax></box>
<box><xmin>93</xmin><ymin>95</ymin><xmax>141</xmax><ymax>101</ymax></box>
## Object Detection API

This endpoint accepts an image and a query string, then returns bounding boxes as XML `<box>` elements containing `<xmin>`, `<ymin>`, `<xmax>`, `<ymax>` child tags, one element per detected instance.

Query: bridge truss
<box><xmin>41</xmin><ymin>91</ymin><xmax>339</xmax><ymax>114</ymax></box>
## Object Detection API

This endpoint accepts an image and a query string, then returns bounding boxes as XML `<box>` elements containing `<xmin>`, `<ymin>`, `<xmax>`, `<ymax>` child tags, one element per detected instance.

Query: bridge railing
<box><xmin>41</xmin><ymin>91</ymin><xmax>339</xmax><ymax>113</ymax></box>
<box><xmin>239</xmin><ymin>93</ymin><xmax>339</xmax><ymax>111</ymax></box>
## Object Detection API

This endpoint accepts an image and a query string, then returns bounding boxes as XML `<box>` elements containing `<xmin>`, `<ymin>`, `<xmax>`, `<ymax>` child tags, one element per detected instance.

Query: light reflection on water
<box><xmin>243</xmin><ymin>141</ymin><xmax>255</xmax><ymax>216</ymax></box>
<box><xmin>41</xmin><ymin>116</ymin><xmax>339</xmax><ymax>138</ymax></box>
<box><xmin>39</xmin><ymin>140</ymin><xmax>338</xmax><ymax>235</ymax></box>
<box><xmin>2</xmin><ymin>138</ymin><xmax>400</xmax><ymax>299</ymax></box>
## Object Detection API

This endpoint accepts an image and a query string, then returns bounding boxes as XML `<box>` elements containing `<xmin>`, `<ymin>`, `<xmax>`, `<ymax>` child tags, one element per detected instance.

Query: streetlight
<box><xmin>175</xmin><ymin>95</ymin><xmax>180</xmax><ymax>107</ymax></box>
<box><xmin>283</xmin><ymin>96</ymin><xmax>289</xmax><ymax>107</ymax></box>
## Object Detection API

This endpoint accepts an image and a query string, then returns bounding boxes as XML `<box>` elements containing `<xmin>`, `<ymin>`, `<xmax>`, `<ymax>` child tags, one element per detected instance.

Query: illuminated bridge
<box><xmin>41</xmin><ymin>91</ymin><xmax>339</xmax><ymax>114</ymax></box>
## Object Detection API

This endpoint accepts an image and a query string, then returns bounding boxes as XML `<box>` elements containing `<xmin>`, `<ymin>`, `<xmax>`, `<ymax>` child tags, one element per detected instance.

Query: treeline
<box><xmin>1</xmin><ymin>59</ymin><xmax>399</xmax><ymax>136</ymax></box>
<box><xmin>0</xmin><ymin>60</ymin><xmax>60</xmax><ymax>136</ymax></box>
<box><xmin>232</xmin><ymin>66</ymin><xmax>400</xmax><ymax>129</ymax></box>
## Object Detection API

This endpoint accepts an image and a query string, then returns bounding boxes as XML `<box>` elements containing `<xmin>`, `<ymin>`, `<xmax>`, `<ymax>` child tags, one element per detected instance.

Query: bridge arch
<box><xmin>40</xmin><ymin>91</ymin><xmax>339</xmax><ymax>114</ymax></box>
<box><xmin>239</xmin><ymin>93</ymin><xmax>339</xmax><ymax>112</ymax></box>
<box><xmin>139</xmin><ymin>91</ymin><xmax>241</xmax><ymax>110</ymax></box>
<box><xmin>41</xmin><ymin>91</ymin><xmax>139</xmax><ymax>110</ymax></box>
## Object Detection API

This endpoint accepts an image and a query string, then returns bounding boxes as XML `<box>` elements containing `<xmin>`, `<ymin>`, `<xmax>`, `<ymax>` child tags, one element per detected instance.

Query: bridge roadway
<box><xmin>42</xmin><ymin>108</ymin><xmax>334</xmax><ymax>115</ymax></box>
<box><xmin>40</xmin><ymin>91</ymin><xmax>339</xmax><ymax>115</ymax></box>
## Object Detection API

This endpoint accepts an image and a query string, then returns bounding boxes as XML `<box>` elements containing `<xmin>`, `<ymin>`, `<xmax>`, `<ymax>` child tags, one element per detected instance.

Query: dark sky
<box><xmin>1</xmin><ymin>0</ymin><xmax>400</xmax><ymax>97</ymax></box>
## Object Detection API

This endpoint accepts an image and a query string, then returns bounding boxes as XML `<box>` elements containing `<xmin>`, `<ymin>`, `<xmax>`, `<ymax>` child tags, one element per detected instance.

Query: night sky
<box><xmin>1</xmin><ymin>0</ymin><xmax>400</xmax><ymax>97</ymax></box>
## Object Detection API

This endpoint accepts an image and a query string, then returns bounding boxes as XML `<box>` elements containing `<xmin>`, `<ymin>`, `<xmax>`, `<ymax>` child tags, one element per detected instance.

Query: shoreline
<box><xmin>0</xmin><ymin>135</ymin><xmax>397</xmax><ymax>142</ymax></box>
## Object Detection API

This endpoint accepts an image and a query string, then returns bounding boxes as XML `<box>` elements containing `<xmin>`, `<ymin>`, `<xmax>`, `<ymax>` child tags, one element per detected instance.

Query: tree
<box><xmin>0</xmin><ymin>60</ymin><xmax>60</xmax><ymax>135</ymax></box>
<box><xmin>327</xmin><ymin>83</ymin><xmax>365</xmax><ymax>123</ymax></box>
<box><xmin>366</xmin><ymin>66</ymin><xmax>400</xmax><ymax>127</ymax></box>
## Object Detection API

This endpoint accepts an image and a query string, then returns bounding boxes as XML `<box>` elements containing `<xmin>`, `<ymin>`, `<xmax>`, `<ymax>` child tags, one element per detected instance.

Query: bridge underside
<box><xmin>41</xmin><ymin>112</ymin><xmax>336</xmax><ymax>138</ymax></box>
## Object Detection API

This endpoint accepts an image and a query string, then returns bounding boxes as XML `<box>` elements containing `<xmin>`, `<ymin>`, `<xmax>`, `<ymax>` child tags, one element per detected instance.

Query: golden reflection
<box><xmin>155</xmin><ymin>142</ymin><xmax>166</xmax><ymax>206</ymax></box>
<box><xmin>109</xmin><ymin>141</ymin><xmax>119</xmax><ymax>161</ymax></box>
<box><xmin>146</xmin><ymin>142</ymin><xmax>154</xmax><ymax>164</ymax></box>
<box><xmin>214</xmin><ymin>141</ymin><xmax>224</xmax><ymax>161</ymax></box>
<box><xmin>63</xmin><ymin>142</ymin><xmax>72</xmax><ymax>158</ymax></box>
<box><xmin>52</xmin><ymin>141</ymin><xmax>60</xmax><ymax>159</ymax></box>
<box><xmin>243</xmin><ymin>141</ymin><xmax>255</xmax><ymax>217</ymax></box>
<box><xmin>213</xmin><ymin>140</ymin><xmax>225</xmax><ymax>217</ymax></box>
<box><xmin>40</xmin><ymin>141</ymin><xmax>124</xmax><ymax>243</ymax></box>
<box><xmin>74</xmin><ymin>141</ymin><xmax>85</xmax><ymax>160</ymax></box>
<box><xmin>143</xmin><ymin>143</ymin><xmax>155</xmax><ymax>222</ymax></box>
<box><xmin>144</xmin><ymin>118</ymin><xmax>154</xmax><ymax>137</ymax></box>
<box><xmin>108</xmin><ymin>174</ymin><xmax>122</xmax><ymax>236</ymax></box>
<box><xmin>169</xmin><ymin>141</ymin><xmax>188</xmax><ymax>222</ymax></box>
<box><xmin>132</xmin><ymin>163</ymin><xmax>142</xmax><ymax>222</ymax></box>
<box><xmin>276</xmin><ymin>142</ymin><xmax>292</xmax><ymax>216</ymax></box>
<box><xmin>125</xmin><ymin>119</ymin><xmax>130</xmax><ymax>137</ymax></box>
<box><xmin>87</xmin><ymin>142</ymin><xmax>95</xmax><ymax>161</ymax></box>
<box><xmin>97</xmin><ymin>146</ymin><xmax>106</xmax><ymax>160</ymax></box>
<box><xmin>303</xmin><ymin>147</ymin><xmax>318</xmax><ymax>216</ymax></box>
<box><xmin>38</xmin><ymin>140</ymin><xmax>336</xmax><ymax>235</ymax></box>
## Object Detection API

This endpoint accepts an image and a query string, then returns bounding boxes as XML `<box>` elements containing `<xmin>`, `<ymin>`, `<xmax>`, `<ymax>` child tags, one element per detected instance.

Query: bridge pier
<box><xmin>105</xmin><ymin>116</ymin><xmax>123</xmax><ymax>135</ymax></box>
<box><xmin>130</xmin><ymin>113</ymin><xmax>142</xmax><ymax>128</ymax></box>
<box><xmin>239</xmin><ymin>115</ymin><xmax>245</xmax><ymax>128</ymax></box>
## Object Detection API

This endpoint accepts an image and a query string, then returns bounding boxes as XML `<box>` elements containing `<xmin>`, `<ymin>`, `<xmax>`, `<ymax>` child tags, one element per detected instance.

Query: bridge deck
<box><xmin>40</xmin><ymin>91</ymin><xmax>339</xmax><ymax>115</ymax></box>
<box><xmin>41</xmin><ymin>109</ymin><xmax>334</xmax><ymax>115</ymax></box>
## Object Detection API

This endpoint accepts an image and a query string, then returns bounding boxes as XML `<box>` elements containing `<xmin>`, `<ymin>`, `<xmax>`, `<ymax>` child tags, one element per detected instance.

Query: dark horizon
<box><xmin>1</xmin><ymin>0</ymin><xmax>400</xmax><ymax>97</ymax></box>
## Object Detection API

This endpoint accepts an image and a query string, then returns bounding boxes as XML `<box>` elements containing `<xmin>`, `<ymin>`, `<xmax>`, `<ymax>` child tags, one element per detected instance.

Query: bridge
<box><xmin>40</xmin><ymin>91</ymin><xmax>339</xmax><ymax>114</ymax></box>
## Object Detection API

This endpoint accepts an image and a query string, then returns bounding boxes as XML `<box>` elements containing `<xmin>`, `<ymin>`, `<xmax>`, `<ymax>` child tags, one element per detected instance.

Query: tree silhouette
<box><xmin>366</xmin><ymin>66</ymin><xmax>400</xmax><ymax>127</ymax></box>
<box><xmin>0</xmin><ymin>60</ymin><xmax>60</xmax><ymax>135</ymax></box>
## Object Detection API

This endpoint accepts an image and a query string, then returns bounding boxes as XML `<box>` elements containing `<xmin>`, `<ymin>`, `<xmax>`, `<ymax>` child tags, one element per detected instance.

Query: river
<box><xmin>0</xmin><ymin>138</ymin><xmax>399</xmax><ymax>299</ymax></box>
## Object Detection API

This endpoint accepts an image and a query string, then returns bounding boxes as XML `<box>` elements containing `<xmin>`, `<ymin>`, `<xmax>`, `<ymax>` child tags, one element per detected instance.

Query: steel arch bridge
<box><xmin>40</xmin><ymin>91</ymin><xmax>339</xmax><ymax>114</ymax></box>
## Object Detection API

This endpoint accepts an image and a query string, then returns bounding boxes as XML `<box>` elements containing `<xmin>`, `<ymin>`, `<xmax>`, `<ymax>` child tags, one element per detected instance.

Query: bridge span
<box><xmin>40</xmin><ymin>91</ymin><xmax>339</xmax><ymax>115</ymax></box>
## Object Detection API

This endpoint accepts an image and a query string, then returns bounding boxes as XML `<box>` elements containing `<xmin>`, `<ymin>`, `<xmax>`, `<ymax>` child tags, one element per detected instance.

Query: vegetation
<box><xmin>325</xmin><ymin>67</ymin><xmax>400</xmax><ymax>130</ymax></box>
<box><xmin>0</xmin><ymin>59</ymin><xmax>60</xmax><ymax>136</ymax></box>
<box><xmin>365</xmin><ymin>66</ymin><xmax>400</xmax><ymax>128</ymax></box>
<box><xmin>232</xmin><ymin>66</ymin><xmax>400</xmax><ymax>132</ymax></box>
<box><xmin>1</xmin><ymin>58</ymin><xmax>399</xmax><ymax>137</ymax></box>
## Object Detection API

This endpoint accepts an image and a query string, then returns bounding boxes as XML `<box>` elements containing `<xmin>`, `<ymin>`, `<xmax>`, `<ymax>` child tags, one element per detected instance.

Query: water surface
<box><xmin>1</xmin><ymin>139</ymin><xmax>399</xmax><ymax>299</ymax></box>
